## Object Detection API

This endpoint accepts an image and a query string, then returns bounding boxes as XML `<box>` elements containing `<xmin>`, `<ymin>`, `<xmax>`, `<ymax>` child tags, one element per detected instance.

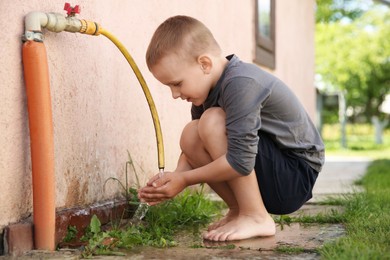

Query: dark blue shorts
<box><xmin>254</xmin><ymin>131</ymin><xmax>318</xmax><ymax>215</ymax></box>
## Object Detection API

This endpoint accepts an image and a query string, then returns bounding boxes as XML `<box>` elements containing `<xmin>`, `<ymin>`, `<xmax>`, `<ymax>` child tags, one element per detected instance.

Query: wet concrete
<box><xmin>4</xmin><ymin>157</ymin><xmax>370</xmax><ymax>259</ymax></box>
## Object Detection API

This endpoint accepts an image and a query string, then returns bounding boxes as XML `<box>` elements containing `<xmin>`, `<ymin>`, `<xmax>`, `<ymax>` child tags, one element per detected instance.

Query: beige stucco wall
<box><xmin>273</xmin><ymin>0</ymin><xmax>316</xmax><ymax>119</ymax></box>
<box><xmin>0</xmin><ymin>0</ymin><xmax>315</xmax><ymax>230</ymax></box>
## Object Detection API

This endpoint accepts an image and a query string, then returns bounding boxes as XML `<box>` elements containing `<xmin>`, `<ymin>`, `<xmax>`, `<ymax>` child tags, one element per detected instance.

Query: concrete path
<box><xmin>311</xmin><ymin>156</ymin><xmax>372</xmax><ymax>201</ymax></box>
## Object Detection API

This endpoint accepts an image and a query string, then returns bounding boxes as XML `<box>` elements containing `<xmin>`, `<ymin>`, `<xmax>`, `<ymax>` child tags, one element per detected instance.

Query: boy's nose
<box><xmin>171</xmin><ymin>88</ymin><xmax>181</xmax><ymax>99</ymax></box>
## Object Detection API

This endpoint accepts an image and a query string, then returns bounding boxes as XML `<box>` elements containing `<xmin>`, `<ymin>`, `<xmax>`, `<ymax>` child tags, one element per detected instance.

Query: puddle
<box><xmin>122</xmin><ymin>222</ymin><xmax>344</xmax><ymax>259</ymax></box>
<box><xmin>182</xmin><ymin>223</ymin><xmax>344</xmax><ymax>250</ymax></box>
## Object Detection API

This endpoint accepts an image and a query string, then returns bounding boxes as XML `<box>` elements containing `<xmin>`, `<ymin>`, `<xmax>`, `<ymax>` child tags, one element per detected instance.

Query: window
<box><xmin>255</xmin><ymin>0</ymin><xmax>276</xmax><ymax>69</ymax></box>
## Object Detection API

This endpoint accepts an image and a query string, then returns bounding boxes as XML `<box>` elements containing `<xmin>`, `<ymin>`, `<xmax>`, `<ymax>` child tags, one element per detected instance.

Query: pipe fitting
<box><xmin>24</xmin><ymin>11</ymin><xmax>101</xmax><ymax>40</ymax></box>
<box><xmin>24</xmin><ymin>12</ymin><xmax>49</xmax><ymax>32</ymax></box>
<box><xmin>46</xmin><ymin>12</ymin><xmax>80</xmax><ymax>33</ymax></box>
<box><xmin>79</xmin><ymin>19</ymin><xmax>101</xmax><ymax>35</ymax></box>
<box><xmin>22</xmin><ymin>31</ymin><xmax>44</xmax><ymax>42</ymax></box>
<box><xmin>25</xmin><ymin>12</ymin><xmax>82</xmax><ymax>33</ymax></box>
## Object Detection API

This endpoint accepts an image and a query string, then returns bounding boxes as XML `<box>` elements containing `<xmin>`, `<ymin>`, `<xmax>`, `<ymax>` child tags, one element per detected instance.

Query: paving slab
<box><xmin>311</xmin><ymin>156</ymin><xmax>371</xmax><ymax>202</ymax></box>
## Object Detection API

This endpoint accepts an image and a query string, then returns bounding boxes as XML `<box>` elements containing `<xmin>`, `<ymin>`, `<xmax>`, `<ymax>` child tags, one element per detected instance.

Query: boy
<box><xmin>139</xmin><ymin>15</ymin><xmax>324</xmax><ymax>242</ymax></box>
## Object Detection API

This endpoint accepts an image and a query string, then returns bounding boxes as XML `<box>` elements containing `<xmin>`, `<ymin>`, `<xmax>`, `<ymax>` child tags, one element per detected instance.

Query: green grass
<box><xmin>79</xmin><ymin>152</ymin><xmax>224</xmax><ymax>257</ymax></box>
<box><xmin>81</xmin><ymin>185</ymin><xmax>223</xmax><ymax>257</ymax></box>
<box><xmin>276</xmin><ymin>209</ymin><xmax>345</xmax><ymax>226</ymax></box>
<box><xmin>322</xmin><ymin>124</ymin><xmax>390</xmax><ymax>159</ymax></box>
<box><xmin>275</xmin><ymin>245</ymin><xmax>306</xmax><ymax>254</ymax></box>
<box><xmin>319</xmin><ymin>159</ymin><xmax>390</xmax><ymax>259</ymax></box>
<box><xmin>274</xmin><ymin>160</ymin><xmax>390</xmax><ymax>258</ymax></box>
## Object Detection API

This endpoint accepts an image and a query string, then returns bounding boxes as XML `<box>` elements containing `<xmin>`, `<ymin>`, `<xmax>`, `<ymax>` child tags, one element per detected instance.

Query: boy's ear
<box><xmin>197</xmin><ymin>55</ymin><xmax>212</xmax><ymax>74</ymax></box>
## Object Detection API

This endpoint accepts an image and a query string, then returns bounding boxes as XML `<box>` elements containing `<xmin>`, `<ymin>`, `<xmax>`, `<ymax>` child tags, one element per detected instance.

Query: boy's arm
<box><xmin>181</xmin><ymin>154</ymin><xmax>241</xmax><ymax>186</ymax></box>
<box><xmin>174</xmin><ymin>152</ymin><xmax>193</xmax><ymax>172</ymax></box>
<box><xmin>139</xmin><ymin>155</ymin><xmax>241</xmax><ymax>204</ymax></box>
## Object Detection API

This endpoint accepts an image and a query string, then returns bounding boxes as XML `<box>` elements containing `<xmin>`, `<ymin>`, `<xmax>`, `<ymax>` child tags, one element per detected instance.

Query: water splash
<box><xmin>131</xmin><ymin>202</ymin><xmax>149</xmax><ymax>222</ymax></box>
<box><xmin>131</xmin><ymin>169</ymin><xmax>164</xmax><ymax>223</ymax></box>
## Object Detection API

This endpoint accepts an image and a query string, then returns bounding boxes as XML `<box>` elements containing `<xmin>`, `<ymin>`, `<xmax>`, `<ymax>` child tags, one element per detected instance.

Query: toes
<box><xmin>225</xmin><ymin>232</ymin><xmax>240</xmax><ymax>241</ymax></box>
<box><xmin>203</xmin><ymin>228</ymin><xmax>235</xmax><ymax>242</ymax></box>
<box><xmin>203</xmin><ymin>230</ymin><xmax>221</xmax><ymax>241</ymax></box>
<box><xmin>218</xmin><ymin>230</ymin><xmax>234</xmax><ymax>241</ymax></box>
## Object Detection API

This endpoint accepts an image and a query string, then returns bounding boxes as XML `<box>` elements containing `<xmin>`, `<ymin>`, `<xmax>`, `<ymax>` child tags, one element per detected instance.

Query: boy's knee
<box><xmin>198</xmin><ymin>107</ymin><xmax>226</xmax><ymax>139</ymax></box>
<box><xmin>180</xmin><ymin>120</ymin><xmax>201</xmax><ymax>152</ymax></box>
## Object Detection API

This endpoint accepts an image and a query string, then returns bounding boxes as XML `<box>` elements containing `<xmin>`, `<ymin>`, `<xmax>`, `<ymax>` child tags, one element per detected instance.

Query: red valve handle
<box><xmin>64</xmin><ymin>2</ymin><xmax>80</xmax><ymax>16</ymax></box>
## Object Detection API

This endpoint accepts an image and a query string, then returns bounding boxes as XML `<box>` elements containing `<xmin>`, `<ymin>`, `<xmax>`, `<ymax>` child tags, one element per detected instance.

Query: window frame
<box><xmin>254</xmin><ymin>0</ymin><xmax>276</xmax><ymax>69</ymax></box>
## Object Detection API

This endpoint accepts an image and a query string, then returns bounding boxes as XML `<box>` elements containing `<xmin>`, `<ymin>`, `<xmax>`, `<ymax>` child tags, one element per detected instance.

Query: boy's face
<box><xmin>150</xmin><ymin>53</ymin><xmax>214</xmax><ymax>106</ymax></box>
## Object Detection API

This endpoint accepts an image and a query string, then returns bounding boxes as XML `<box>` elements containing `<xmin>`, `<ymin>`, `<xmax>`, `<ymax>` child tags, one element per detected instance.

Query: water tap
<box><xmin>64</xmin><ymin>2</ymin><xmax>80</xmax><ymax>17</ymax></box>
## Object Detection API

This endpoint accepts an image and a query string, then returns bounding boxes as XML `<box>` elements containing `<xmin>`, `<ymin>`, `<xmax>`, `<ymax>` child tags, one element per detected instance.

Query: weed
<box><xmin>81</xmin><ymin>215</ymin><xmax>126</xmax><ymax>258</ymax></box>
<box><xmin>103</xmin><ymin>151</ymin><xmax>141</xmax><ymax>203</ymax></box>
<box><xmin>316</xmin><ymin>195</ymin><xmax>349</xmax><ymax>206</ymax></box>
<box><xmin>292</xmin><ymin>209</ymin><xmax>345</xmax><ymax>224</ymax></box>
<box><xmin>274</xmin><ymin>215</ymin><xmax>293</xmax><ymax>230</ymax></box>
<box><xmin>275</xmin><ymin>245</ymin><xmax>306</xmax><ymax>254</ymax></box>
<box><xmin>274</xmin><ymin>208</ymin><xmax>345</xmax><ymax>227</ymax></box>
<box><xmin>80</xmin><ymin>186</ymin><xmax>221</xmax><ymax>257</ymax></box>
<box><xmin>63</xmin><ymin>225</ymin><xmax>78</xmax><ymax>243</ymax></box>
<box><xmin>80</xmin><ymin>151</ymin><xmax>223</xmax><ymax>257</ymax></box>
<box><xmin>219</xmin><ymin>244</ymin><xmax>236</xmax><ymax>249</ymax></box>
<box><xmin>189</xmin><ymin>244</ymin><xmax>204</xmax><ymax>248</ymax></box>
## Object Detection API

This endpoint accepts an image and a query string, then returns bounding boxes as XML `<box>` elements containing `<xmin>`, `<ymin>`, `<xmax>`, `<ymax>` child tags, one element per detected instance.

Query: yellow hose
<box><xmin>98</xmin><ymin>28</ymin><xmax>164</xmax><ymax>170</ymax></box>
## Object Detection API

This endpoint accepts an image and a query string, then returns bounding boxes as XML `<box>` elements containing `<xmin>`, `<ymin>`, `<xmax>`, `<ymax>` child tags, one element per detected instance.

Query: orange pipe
<box><xmin>22</xmin><ymin>40</ymin><xmax>55</xmax><ymax>250</ymax></box>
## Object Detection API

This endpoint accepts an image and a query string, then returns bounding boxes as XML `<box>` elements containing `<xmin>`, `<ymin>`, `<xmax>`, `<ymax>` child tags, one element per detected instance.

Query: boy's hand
<box><xmin>138</xmin><ymin>171</ymin><xmax>186</xmax><ymax>206</ymax></box>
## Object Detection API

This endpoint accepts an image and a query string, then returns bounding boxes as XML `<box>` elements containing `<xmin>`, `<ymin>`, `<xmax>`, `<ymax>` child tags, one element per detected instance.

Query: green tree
<box><xmin>316</xmin><ymin>0</ymin><xmax>368</xmax><ymax>23</ymax></box>
<box><xmin>316</xmin><ymin>1</ymin><xmax>390</xmax><ymax>143</ymax></box>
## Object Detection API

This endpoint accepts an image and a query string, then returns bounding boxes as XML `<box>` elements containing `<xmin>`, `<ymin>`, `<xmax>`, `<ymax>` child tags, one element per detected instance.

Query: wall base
<box><xmin>1</xmin><ymin>199</ymin><xmax>134</xmax><ymax>257</ymax></box>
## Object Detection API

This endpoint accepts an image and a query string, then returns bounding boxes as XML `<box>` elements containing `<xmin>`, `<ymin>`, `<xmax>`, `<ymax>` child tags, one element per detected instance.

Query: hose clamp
<box><xmin>22</xmin><ymin>31</ymin><xmax>44</xmax><ymax>42</ymax></box>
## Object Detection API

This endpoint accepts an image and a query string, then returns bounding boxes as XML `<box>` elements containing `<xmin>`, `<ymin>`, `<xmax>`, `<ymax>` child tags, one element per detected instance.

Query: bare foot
<box><xmin>208</xmin><ymin>209</ymin><xmax>238</xmax><ymax>231</ymax></box>
<box><xmin>203</xmin><ymin>214</ymin><xmax>276</xmax><ymax>241</ymax></box>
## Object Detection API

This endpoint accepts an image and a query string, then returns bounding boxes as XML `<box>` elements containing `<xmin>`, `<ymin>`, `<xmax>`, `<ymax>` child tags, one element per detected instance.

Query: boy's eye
<box><xmin>173</xmin><ymin>82</ymin><xmax>182</xmax><ymax>87</ymax></box>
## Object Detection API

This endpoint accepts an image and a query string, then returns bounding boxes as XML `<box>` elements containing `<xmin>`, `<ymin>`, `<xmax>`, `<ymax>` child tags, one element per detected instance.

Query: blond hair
<box><xmin>146</xmin><ymin>15</ymin><xmax>221</xmax><ymax>70</ymax></box>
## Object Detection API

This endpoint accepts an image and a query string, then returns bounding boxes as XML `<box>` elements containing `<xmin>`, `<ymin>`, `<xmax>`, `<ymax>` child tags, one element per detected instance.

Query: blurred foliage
<box><xmin>316</xmin><ymin>0</ymin><xmax>368</xmax><ymax>23</ymax></box>
<box><xmin>315</xmin><ymin>1</ymin><xmax>390</xmax><ymax>122</ymax></box>
<box><xmin>322</xmin><ymin>124</ymin><xmax>390</xmax><ymax>158</ymax></box>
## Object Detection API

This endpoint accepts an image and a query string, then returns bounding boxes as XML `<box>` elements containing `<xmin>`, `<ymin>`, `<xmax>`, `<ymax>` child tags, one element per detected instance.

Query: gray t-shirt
<box><xmin>191</xmin><ymin>55</ymin><xmax>325</xmax><ymax>175</ymax></box>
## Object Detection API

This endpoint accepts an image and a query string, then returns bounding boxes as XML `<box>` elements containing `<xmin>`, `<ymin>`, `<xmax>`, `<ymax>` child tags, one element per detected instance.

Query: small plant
<box><xmin>102</xmin><ymin>151</ymin><xmax>145</xmax><ymax>228</ymax></box>
<box><xmin>63</xmin><ymin>225</ymin><xmax>78</xmax><ymax>243</ymax></box>
<box><xmin>274</xmin><ymin>215</ymin><xmax>293</xmax><ymax>230</ymax></box>
<box><xmin>81</xmin><ymin>215</ymin><xmax>125</xmax><ymax>258</ymax></box>
<box><xmin>79</xmin><ymin>152</ymin><xmax>223</xmax><ymax>257</ymax></box>
<box><xmin>80</xmin><ymin>186</ymin><xmax>222</xmax><ymax>257</ymax></box>
<box><xmin>103</xmin><ymin>151</ymin><xmax>142</xmax><ymax>204</ymax></box>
